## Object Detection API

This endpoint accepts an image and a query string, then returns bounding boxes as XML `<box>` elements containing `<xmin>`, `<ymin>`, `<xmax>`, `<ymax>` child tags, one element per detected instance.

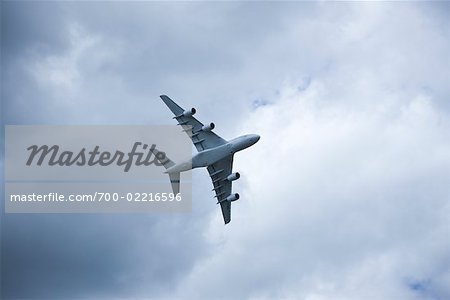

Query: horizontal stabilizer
<box><xmin>169</xmin><ymin>172</ymin><xmax>180</xmax><ymax>195</ymax></box>
<box><xmin>149</xmin><ymin>146</ymin><xmax>179</xmax><ymax>194</ymax></box>
<box><xmin>149</xmin><ymin>147</ymin><xmax>175</xmax><ymax>170</ymax></box>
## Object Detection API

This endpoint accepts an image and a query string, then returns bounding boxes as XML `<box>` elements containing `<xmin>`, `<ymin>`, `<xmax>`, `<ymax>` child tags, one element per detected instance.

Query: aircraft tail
<box><xmin>168</xmin><ymin>172</ymin><xmax>180</xmax><ymax>195</ymax></box>
<box><xmin>150</xmin><ymin>147</ymin><xmax>180</xmax><ymax>195</ymax></box>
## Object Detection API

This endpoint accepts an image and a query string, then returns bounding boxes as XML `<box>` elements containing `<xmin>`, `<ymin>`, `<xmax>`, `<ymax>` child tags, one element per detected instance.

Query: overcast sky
<box><xmin>1</xmin><ymin>2</ymin><xmax>449</xmax><ymax>299</ymax></box>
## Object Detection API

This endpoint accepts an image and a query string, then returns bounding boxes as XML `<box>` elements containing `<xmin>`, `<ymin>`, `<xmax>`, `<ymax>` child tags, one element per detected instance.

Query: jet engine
<box><xmin>202</xmin><ymin>122</ymin><xmax>215</xmax><ymax>131</ymax></box>
<box><xmin>226</xmin><ymin>172</ymin><xmax>240</xmax><ymax>181</ymax></box>
<box><xmin>183</xmin><ymin>108</ymin><xmax>196</xmax><ymax>117</ymax></box>
<box><xmin>226</xmin><ymin>193</ymin><xmax>240</xmax><ymax>202</ymax></box>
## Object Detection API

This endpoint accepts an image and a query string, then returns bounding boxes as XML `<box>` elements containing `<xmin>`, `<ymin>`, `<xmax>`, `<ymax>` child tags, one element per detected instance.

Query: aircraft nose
<box><xmin>254</xmin><ymin>134</ymin><xmax>260</xmax><ymax>142</ymax></box>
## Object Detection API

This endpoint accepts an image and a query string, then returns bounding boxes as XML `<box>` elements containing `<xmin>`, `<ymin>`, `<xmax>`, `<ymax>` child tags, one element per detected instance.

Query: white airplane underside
<box><xmin>152</xmin><ymin>95</ymin><xmax>260</xmax><ymax>224</ymax></box>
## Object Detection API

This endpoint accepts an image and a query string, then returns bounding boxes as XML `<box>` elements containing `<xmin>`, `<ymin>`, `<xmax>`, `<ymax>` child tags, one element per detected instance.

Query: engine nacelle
<box><xmin>226</xmin><ymin>172</ymin><xmax>240</xmax><ymax>182</ymax></box>
<box><xmin>202</xmin><ymin>122</ymin><xmax>215</xmax><ymax>131</ymax></box>
<box><xmin>183</xmin><ymin>108</ymin><xmax>196</xmax><ymax>117</ymax></box>
<box><xmin>226</xmin><ymin>193</ymin><xmax>240</xmax><ymax>202</ymax></box>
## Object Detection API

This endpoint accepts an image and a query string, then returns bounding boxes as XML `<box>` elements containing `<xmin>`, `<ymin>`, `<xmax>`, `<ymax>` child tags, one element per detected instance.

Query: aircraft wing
<box><xmin>207</xmin><ymin>155</ymin><xmax>234</xmax><ymax>224</ymax></box>
<box><xmin>160</xmin><ymin>95</ymin><xmax>227</xmax><ymax>151</ymax></box>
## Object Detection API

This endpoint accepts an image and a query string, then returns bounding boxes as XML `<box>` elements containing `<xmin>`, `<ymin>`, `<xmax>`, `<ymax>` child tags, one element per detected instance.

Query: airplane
<box><xmin>152</xmin><ymin>95</ymin><xmax>260</xmax><ymax>224</ymax></box>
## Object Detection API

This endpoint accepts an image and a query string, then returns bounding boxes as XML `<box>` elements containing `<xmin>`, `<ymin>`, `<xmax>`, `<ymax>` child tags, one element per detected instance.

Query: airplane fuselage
<box><xmin>156</xmin><ymin>94</ymin><xmax>261</xmax><ymax>224</ymax></box>
<box><xmin>165</xmin><ymin>134</ymin><xmax>260</xmax><ymax>173</ymax></box>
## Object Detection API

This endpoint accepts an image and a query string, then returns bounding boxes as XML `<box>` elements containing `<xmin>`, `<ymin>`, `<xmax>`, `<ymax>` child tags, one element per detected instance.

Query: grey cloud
<box><xmin>1</xmin><ymin>2</ymin><xmax>69</xmax><ymax>59</ymax></box>
<box><xmin>2</xmin><ymin>2</ymin><xmax>318</xmax><ymax>126</ymax></box>
<box><xmin>2</xmin><ymin>1</ymin><xmax>449</xmax><ymax>300</ymax></box>
<box><xmin>170</xmin><ymin>79</ymin><xmax>449</xmax><ymax>299</ymax></box>
<box><xmin>2</xmin><ymin>212</ymin><xmax>212</xmax><ymax>299</ymax></box>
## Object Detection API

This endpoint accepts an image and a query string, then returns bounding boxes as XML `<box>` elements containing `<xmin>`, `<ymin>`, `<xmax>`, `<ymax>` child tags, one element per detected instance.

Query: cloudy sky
<box><xmin>1</xmin><ymin>1</ymin><xmax>449</xmax><ymax>299</ymax></box>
